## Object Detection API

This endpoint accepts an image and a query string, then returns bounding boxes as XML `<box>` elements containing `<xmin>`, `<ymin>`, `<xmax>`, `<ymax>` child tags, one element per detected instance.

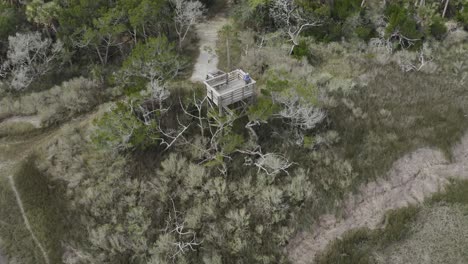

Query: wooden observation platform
<box><xmin>204</xmin><ymin>69</ymin><xmax>256</xmax><ymax>115</ymax></box>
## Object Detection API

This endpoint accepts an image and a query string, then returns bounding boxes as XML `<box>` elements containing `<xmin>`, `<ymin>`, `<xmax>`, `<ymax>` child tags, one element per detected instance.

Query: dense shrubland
<box><xmin>0</xmin><ymin>77</ymin><xmax>108</xmax><ymax>126</ymax></box>
<box><xmin>0</xmin><ymin>0</ymin><xmax>467</xmax><ymax>263</ymax></box>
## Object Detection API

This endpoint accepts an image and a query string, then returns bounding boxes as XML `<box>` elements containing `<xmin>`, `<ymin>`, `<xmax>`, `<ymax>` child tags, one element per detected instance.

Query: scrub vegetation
<box><xmin>0</xmin><ymin>0</ymin><xmax>467</xmax><ymax>263</ymax></box>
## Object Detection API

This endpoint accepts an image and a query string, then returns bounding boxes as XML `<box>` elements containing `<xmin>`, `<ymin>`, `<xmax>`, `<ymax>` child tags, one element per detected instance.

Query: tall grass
<box><xmin>0</xmin><ymin>157</ymin><xmax>79</xmax><ymax>264</ymax></box>
<box><xmin>0</xmin><ymin>177</ymin><xmax>45</xmax><ymax>264</ymax></box>
<box><xmin>329</xmin><ymin>65</ymin><xmax>468</xmax><ymax>182</ymax></box>
<box><xmin>316</xmin><ymin>179</ymin><xmax>468</xmax><ymax>264</ymax></box>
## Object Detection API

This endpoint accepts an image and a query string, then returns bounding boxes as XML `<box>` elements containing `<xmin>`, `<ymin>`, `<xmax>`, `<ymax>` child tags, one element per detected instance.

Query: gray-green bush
<box><xmin>0</xmin><ymin>77</ymin><xmax>105</xmax><ymax>127</ymax></box>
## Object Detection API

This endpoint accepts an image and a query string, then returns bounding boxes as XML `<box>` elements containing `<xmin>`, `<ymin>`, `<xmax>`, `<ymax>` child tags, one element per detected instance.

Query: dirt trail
<box><xmin>0</xmin><ymin>107</ymin><xmax>105</xmax><ymax>264</ymax></box>
<box><xmin>8</xmin><ymin>175</ymin><xmax>50</xmax><ymax>264</ymax></box>
<box><xmin>190</xmin><ymin>15</ymin><xmax>228</xmax><ymax>82</ymax></box>
<box><xmin>288</xmin><ymin>132</ymin><xmax>468</xmax><ymax>264</ymax></box>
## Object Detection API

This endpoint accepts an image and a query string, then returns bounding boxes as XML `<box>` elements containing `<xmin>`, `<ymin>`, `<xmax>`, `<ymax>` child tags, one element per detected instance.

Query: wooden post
<box><xmin>219</xmin><ymin>97</ymin><xmax>223</xmax><ymax>116</ymax></box>
<box><xmin>226</xmin><ymin>37</ymin><xmax>230</xmax><ymax>71</ymax></box>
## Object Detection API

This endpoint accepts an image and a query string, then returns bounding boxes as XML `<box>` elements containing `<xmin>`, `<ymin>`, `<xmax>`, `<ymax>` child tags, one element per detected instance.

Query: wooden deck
<box><xmin>204</xmin><ymin>69</ymin><xmax>256</xmax><ymax>108</ymax></box>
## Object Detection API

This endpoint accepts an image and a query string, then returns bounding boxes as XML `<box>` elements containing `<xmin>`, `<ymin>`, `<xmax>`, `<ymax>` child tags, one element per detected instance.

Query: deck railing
<box><xmin>205</xmin><ymin>69</ymin><xmax>256</xmax><ymax>107</ymax></box>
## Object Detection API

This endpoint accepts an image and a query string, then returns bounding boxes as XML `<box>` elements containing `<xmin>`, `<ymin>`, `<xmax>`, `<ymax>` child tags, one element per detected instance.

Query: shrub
<box><xmin>355</xmin><ymin>24</ymin><xmax>374</xmax><ymax>41</ymax></box>
<box><xmin>457</xmin><ymin>2</ymin><xmax>468</xmax><ymax>29</ymax></box>
<box><xmin>316</xmin><ymin>228</ymin><xmax>375</xmax><ymax>264</ymax></box>
<box><xmin>430</xmin><ymin>16</ymin><xmax>447</xmax><ymax>40</ymax></box>
<box><xmin>384</xmin><ymin>3</ymin><xmax>422</xmax><ymax>49</ymax></box>
<box><xmin>331</xmin><ymin>0</ymin><xmax>361</xmax><ymax>20</ymax></box>
<box><xmin>0</xmin><ymin>121</ymin><xmax>37</xmax><ymax>137</ymax></box>
<box><xmin>0</xmin><ymin>77</ymin><xmax>103</xmax><ymax>127</ymax></box>
<box><xmin>0</xmin><ymin>3</ymin><xmax>20</xmax><ymax>41</ymax></box>
<box><xmin>292</xmin><ymin>40</ymin><xmax>311</xmax><ymax>60</ymax></box>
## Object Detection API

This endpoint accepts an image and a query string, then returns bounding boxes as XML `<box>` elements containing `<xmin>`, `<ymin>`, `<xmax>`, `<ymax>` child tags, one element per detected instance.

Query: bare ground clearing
<box><xmin>190</xmin><ymin>15</ymin><xmax>228</xmax><ymax>82</ymax></box>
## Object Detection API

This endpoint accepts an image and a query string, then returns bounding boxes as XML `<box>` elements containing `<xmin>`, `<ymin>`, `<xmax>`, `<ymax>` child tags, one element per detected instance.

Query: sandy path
<box><xmin>288</xmin><ymin>132</ymin><xmax>468</xmax><ymax>264</ymax></box>
<box><xmin>190</xmin><ymin>15</ymin><xmax>228</xmax><ymax>82</ymax></box>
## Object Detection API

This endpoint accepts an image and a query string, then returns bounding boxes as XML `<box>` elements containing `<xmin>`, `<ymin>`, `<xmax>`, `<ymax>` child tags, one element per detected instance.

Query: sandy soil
<box><xmin>190</xmin><ymin>15</ymin><xmax>228</xmax><ymax>82</ymax></box>
<box><xmin>287</xmin><ymin>132</ymin><xmax>468</xmax><ymax>264</ymax></box>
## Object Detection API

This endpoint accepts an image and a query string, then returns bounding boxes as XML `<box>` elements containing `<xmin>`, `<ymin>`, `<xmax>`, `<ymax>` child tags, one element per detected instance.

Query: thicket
<box><xmin>231</xmin><ymin>0</ymin><xmax>465</xmax><ymax>52</ymax></box>
<box><xmin>0</xmin><ymin>0</ymin><xmax>467</xmax><ymax>263</ymax></box>
<box><xmin>0</xmin><ymin>77</ymin><xmax>108</xmax><ymax>127</ymax></box>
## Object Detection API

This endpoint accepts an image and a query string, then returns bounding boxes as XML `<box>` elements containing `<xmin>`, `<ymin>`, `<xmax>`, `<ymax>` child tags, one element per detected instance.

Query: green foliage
<box><xmin>457</xmin><ymin>2</ymin><xmax>468</xmax><ymax>28</ymax></box>
<box><xmin>430</xmin><ymin>16</ymin><xmax>447</xmax><ymax>40</ymax></box>
<box><xmin>247</xmin><ymin>0</ymin><xmax>268</xmax><ymax>9</ymax></box>
<box><xmin>216</xmin><ymin>24</ymin><xmax>242</xmax><ymax>71</ymax></box>
<box><xmin>378</xmin><ymin>206</ymin><xmax>420</xmax><ymax>244</ymax></box>
<box><xmin>355</xmin><ymin>24</ymin><xmax>374</xmax><ymax>41</ymax></box>
<box><xmin>247</xmin><ymin>97</ymin><xmax>279</xmax><ymax>122</ymax></box>
<box><xmin>317</xmin><ymin>206</ymin><xmax>419</xmax><ymax>264</ymax></box>
<box><xmin>56</xmin><ymin>0</ymin><xmax>167</xmax><ymax>64</ymax></box>
<box><xmin>219</xmin><ymin>132</ymin><xmax>244</xmax><ymax>153</ymax></box>
<box><xmin>26</xmin><ymin>0</ymin><xmax>60</xmax><ymax>30</ymax></box>
<box><xmin>385</xmin><ymin>3</ymin><xmax>422</xmax><ymax>48</ymax></box>
<box><xmin>317</xmin><ymin>228</ymin><xmax>375</xmax><ymax>264</ymax></box>
<box><xmin>265</xmin><ymin>68</ymin><xmax>319</xmax><ymax>105</ymax></box>
<box><xmin>292</xmin><ymin>39</ymin><xmax>310</xmax><ymax>60</ymax></box>
<box><xmin>430</xmin><ymin>179</ymin><xmax>468</xmax><ymax>205</ymax></box>
<box><xmin>0</xmin><ymin>2</ymin><xmax>20</xmax><ymax>41</ymax></box>
<box><xmin>330</xmin><ymin>0</ymin><xmax>361</xmax><ymax>21</ymax></box>
<box><xmin>92</xmin><ymin>101</ymin><xmax>159</xmax><ymax>150</ymax></box>
<box><xmin>121</xmin><ymin>36</ymin><xmax>182</xmax><ymax>93</ymax></box>
<box><xmin>290</xmin><ymin>0</ymin><xmax>374</xmax><ymax>42</ymax></box>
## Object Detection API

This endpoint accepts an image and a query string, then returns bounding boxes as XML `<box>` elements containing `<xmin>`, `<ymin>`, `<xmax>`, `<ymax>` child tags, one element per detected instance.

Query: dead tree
<box><xmin>270</xmin><ymin>0</ymin><xmax>321</xmax><ymax>55</ymax></box>
<box><xmin>442</xmin><ymin>0</ymin><xmax>449</xmax><ymax>18</ymax></box>
<box><xmin>171</xmin><ymin>0</ymin><xmax>205</xmax><ymax>49</ymax></box>
<box><xmin>162</xmin><ymin>198</ymin><xmax>202</xmax><ymax>260</ymax></box>
<box><xmin>237</xmin><ymin>146</ymin><xmax>295</xmax><ymax>176</ymax></box>
<box><xmin>398</xmin><ymin>47</ymin><xmax>433</xmax><ymax>72</ymax></box>
<box><xmin>1</xmin><ymin>32</ymin><xmax>63</xmax><ymax>91</ymax></box>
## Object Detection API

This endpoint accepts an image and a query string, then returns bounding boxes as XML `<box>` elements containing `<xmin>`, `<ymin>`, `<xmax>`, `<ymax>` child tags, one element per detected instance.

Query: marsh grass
<box><xmin>316</xmin><ymin>180</ymin><xmax>468</xmax><ymax>264</ymax></box>
<box><xmin>0</xmin><ymin>156</ymin><xmax>80</xmax><ymax>264</ymax></box>
<box><xmin>429</xmin><ymin>179</ymin><xmax>468</xmax><ymax>205</ymax></box>
<box><xmin>0</xmin><ymin>177</ymin><xmax>45</xmax><ymax>264</ymax></box>
<box><xmin>329</xmin><ymin>65</ymin><xmax>468</xmax><ymax>182</ymax></box>
<box><xmin>14</xmin><ymin>156</ymin><xmax>75</xmax><ymax>263</ymax></box>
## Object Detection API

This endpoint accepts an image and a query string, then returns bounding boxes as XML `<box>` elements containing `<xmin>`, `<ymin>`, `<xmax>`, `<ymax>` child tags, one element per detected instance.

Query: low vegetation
<box><xmin>317</xmin><ymin>179</ymin><xmax>468</xmax><ymax>264</ymax></box>
<box><xmin>0</xmin><ymin>0</ymin><xmax>467</xmax><ymax>263</ymax></box>
<box><xmin>0</xmin><ymin>77</ymin><xmax>111</xmax><ymax>129</ymax></box>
